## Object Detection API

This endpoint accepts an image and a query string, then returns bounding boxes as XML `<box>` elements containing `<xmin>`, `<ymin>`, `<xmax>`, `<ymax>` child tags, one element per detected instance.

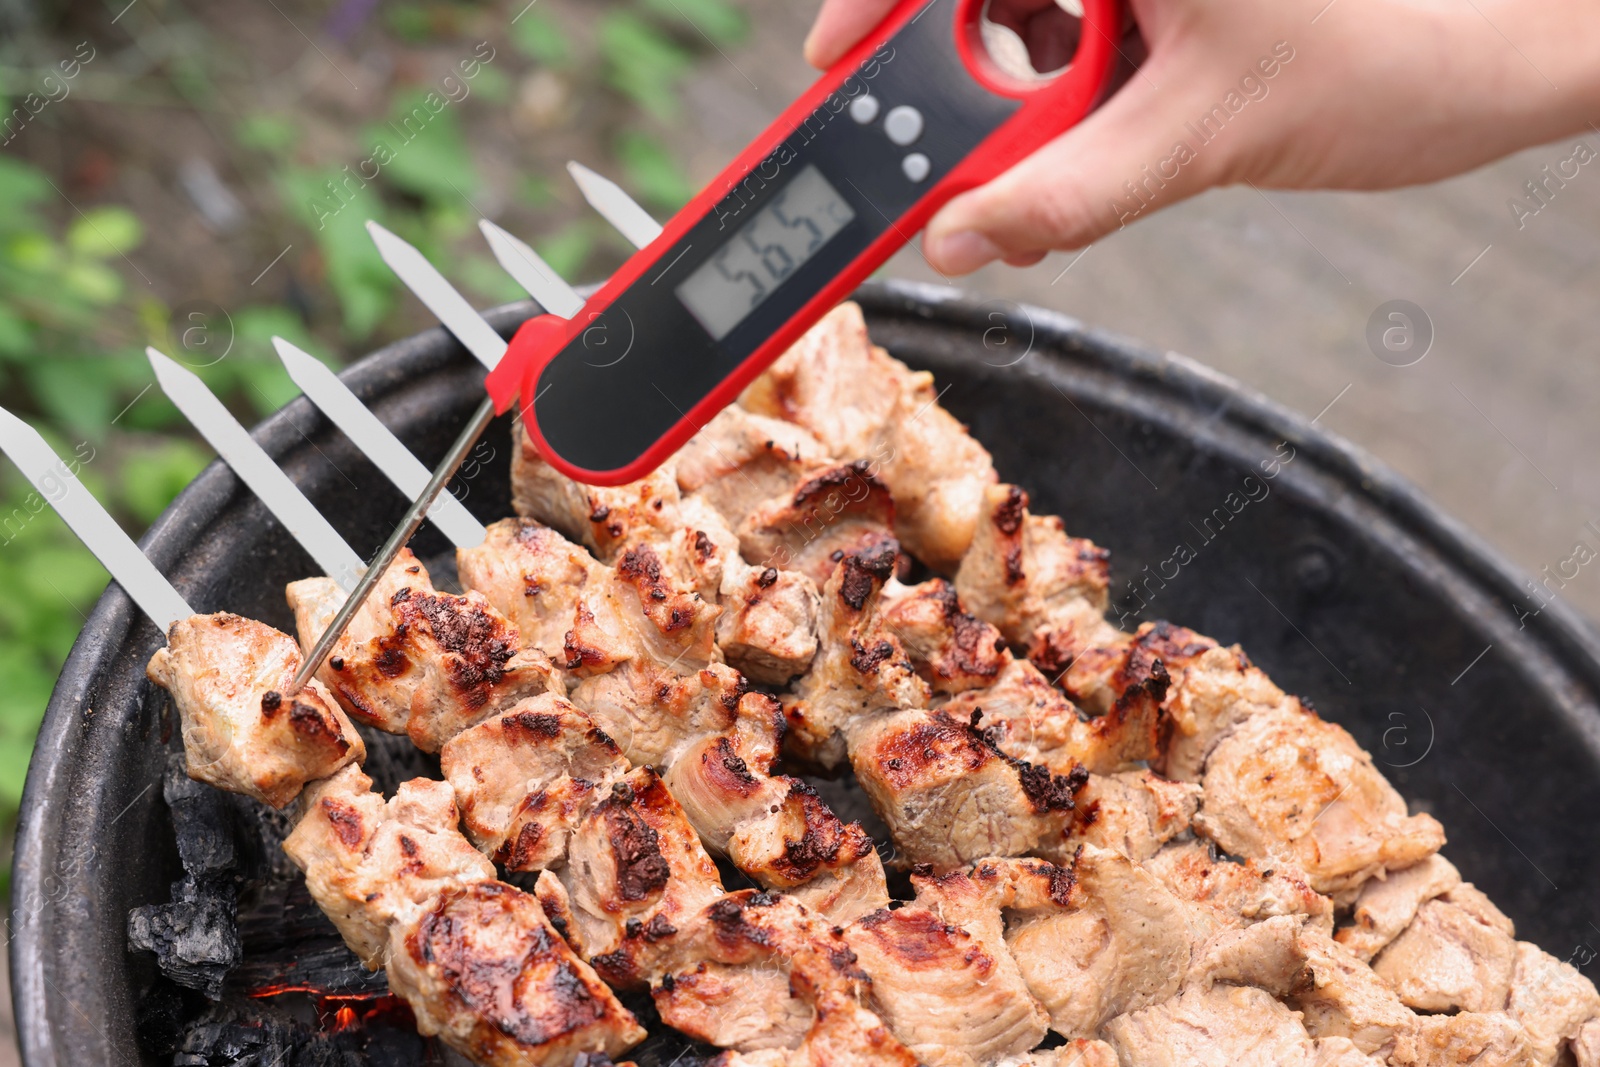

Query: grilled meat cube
<box><xmin>283</xmin><ymin>765</ymin><xmax>496</xmax><ymax>968</ymax></box>
<box><xmin>1012</xmin><ymin>1043</ymin><xmax>1122</xmax><ymax>1067</ymax></box>
<box><xmin>875</xmin><ymin>364</ymin><xmax>997</xmax><ymax>573</ymax></box>
<box><xmin>648</xmin><ymin>891</ymin><xmax>918</xmax><ymax>1067</ymax></box>
<box><xmin>843</xmin><ymin>899</ymin><xmax>1050</xmax><ymax>1067</ymax></box>
<box><xmin>1507</xmin><ymin>941</ymin><xmax>1600</xmax><ymax>1067</ymax></box>
<box><xmin>1291</xmin><ymin>935</ymin><xmax>1417</xmax><ymax>1057</ymax></box>
<box><xmin>457</xmin><ymin>519</ymin><xmax>613</xmax><ymax>666</ymax></box>
<box><xmin>1158</xmin><ymin>642</ymin><xmax>1285</xmax><ymax>781</ymax></box>
<box><xmin>148</xmin><ymin>613</ymin><xmax>364</xmax><ymax>807</ymax></box>
<box><xmin>440</xmin><ymin>695</ymin><xmax>631</xmax><ymax>870</ymax></box>
<box><xmin>1191</xmin><ymin>692</ymin><xmax>1446</xmax><ymax>896</ymax></box>
<box><xmin>1143</xmin><ymin>840</ymin><xmax>1334</xmax><ymax>933</ymax></box>
<box><xmin>707</xmin><ymin>554</ymin><xmax>819</xmax><ymax>685</ymax></box>
<box><xmin>1577</xmin><ymin>1019</ymin><xmax>1600</xmax><ymax>1067</ymax></box>
<box><xmin>880</xmin><ymin>578</ymin><xmax>1008</xmax><ymax>694</ymax></box>
<box><xmin>736</xmin><ymin>461</ymin><xmax>899</xmax><ymax>586</ymax></box>
<box><xmin>739</xmin><ymin>302</ymin><xmax>904</xmax><ymax>463</ymax></box>
<box><xmin>1103</xmin><ymin>983</ymin><xmax>1323</xmax><ymax>1067</ymax></box>
<box><xmin>850</xmin><ymin>706</ymin><xmax>1083</xmax><ymax>869</ymax></box>
<box><xmin>781</xmin><ymin>849</ymin><xmax>891</xmax><ymax>926</ymax></box>
<box><xmin>783</xmin><ymin>541</ymin><xmax>930</xmax><ymax>770</ymax></box>
<box><xmin>941</xmin><ymin>657</ymin><xmax>1165</xmax><ymax>776</ymax></box>
<box><xmin>571</xmin><ymin>658</ymin><xmax>751</xmax><ymax>767</ymax></box>
<box><xmin>1371</xmin><ymin>890</ymin><xmax>1518</xmax><ymax>1013</ymax></box>
<box><xmin>1335</xmin><ymin>854</ymin><xmax>1461</xmax><ymax>961</ymax></box>
<box><xmin>648</xmin><ymin>892</ymin><xmax>831</xmax><ymax>1051</ymax></box>
<box><xmin>387</xmin><ymin>879</ymin><xmax>646</xmax><ymax>1066</ymax></box>
<box><xmin>679</xmin><ymin>493</ymin><xmax>819</xmax><ymax>685</ymax></box>
<box><xmin>551</xmin><ymin>768</ymin><xmax>726</xmax><ymax>988</ymax></box>
<box><xmin>739</xmin><ymin>301</ymin><xmax>996</xmax><ymax>571</ymax></box>
<box><xmin>675</xmin><ymin>404</ymin><xmax>834</xmax><ymax>525</ymax></box>
<box><xmin>954</xmin><ymin>484</ymin><xmax>1116</xmax><ymax>662</ymax></box>
<box><xmin>1389</xmin><ymin>1012</ymin><xmax>1536</xmax><ymax>1067</ymax></box>
<box><xmin>995</xmin><ymin>845</ymin><xmax>1197</xmax><ymax>1039</ymax></box>
<box><xmin>512</xmin><ymin>429</ymin><xmax>683</xmax><ymax>565</ymax></box>
<box><xmin>1062</xmin><ymin>770</ymin><xmax>1202</xmax><ymax>862</ymax></box>
<box><xmin>658</xmin><ymin>688</ymin><xmax>884</xmax><ymax>898</ymax></box>
<box><xmin>1314</xmin><ymin>1037</ymin><xmax>1386</xmax><ymax>1067</ymax></box>
<box><xmin>287</xmin><ymin>550</ymin><xmax>560</xmax><ymax>752</ymax></box>
<box><xmin>1061</xmin><ymin>620</ymin><xmax>1217</xmax><ymax>719</ymax></box>
<box><xmin>1206</xmin><ymin>925</ymin><xmax>1414</xmax><ymax>1058</ymax></box>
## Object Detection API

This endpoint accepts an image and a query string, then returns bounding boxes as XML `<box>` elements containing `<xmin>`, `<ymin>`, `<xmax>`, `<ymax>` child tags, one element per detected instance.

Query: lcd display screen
<box><xmin>676</xmin><ymin>165</ymin><xmax>856</xmax><ymax>341</ymax></box>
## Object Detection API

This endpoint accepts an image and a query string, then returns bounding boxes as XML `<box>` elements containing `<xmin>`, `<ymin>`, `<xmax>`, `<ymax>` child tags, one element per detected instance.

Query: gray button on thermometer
<box><xmin>850</xmin><ymin>94</ymin><xmax>881</xmax><ymax>124</ymax></box>
<box><xmin>884</xmin><ymin>105</ymin><xmax>924</xmax><ymax>145</ymax></box>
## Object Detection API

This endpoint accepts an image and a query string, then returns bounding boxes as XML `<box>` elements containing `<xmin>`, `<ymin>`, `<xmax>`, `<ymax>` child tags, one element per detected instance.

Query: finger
<box><xmin>804</xmin><ymin>0</ymin><xmax>901</xmax><ymax>69</ymax></box>
<box><xmin>924</xmin><ymin>67</ymin><xmax>1222</xmax><ymax>272</ymax></box>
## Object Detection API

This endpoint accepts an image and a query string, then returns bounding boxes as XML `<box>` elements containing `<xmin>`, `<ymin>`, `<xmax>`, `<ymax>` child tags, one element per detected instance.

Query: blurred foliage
<box><xmin>0</xmin><ymin>0</ymin><xmax>740</xmax><ymax>838</ymax></box>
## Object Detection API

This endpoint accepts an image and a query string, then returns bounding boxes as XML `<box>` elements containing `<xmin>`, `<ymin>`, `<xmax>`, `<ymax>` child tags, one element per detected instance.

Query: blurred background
<box><xmin>0</xmin><ymin>1</ymin><xmax>1596</xmax><ymax>1058</ymax></box>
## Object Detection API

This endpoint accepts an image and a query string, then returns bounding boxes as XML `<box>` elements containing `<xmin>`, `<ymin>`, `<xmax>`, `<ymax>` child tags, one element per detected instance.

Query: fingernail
<box><xmin>928</xmin><ymin>231</ymin><xmax>1002</xmax><ymax>274</ymax></box>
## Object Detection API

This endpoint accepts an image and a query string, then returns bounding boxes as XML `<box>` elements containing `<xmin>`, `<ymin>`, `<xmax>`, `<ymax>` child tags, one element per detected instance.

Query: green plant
<box><xmin>0</xmin><ymin>0</ymin><xmax>749</xmax><ymax>840</ymax></box>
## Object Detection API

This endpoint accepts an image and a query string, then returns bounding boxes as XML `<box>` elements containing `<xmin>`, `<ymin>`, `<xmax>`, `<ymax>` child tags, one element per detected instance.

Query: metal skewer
<box><xmin>148</xmin><ymin>347</ymin><xmax>366</xmax><ymax>591</ymax></box>
<box><xmin>0</xmin><ymin>405</ymin><xmax>193</xmax><ymax>631</ymax></box>
<box><xmin>287</xmin><ymin>395</ymin><xmax>495</xmax><ymax>696</ymax></box>
<box><xmin>274</xmin><ymin>336</ymin><xmax>487</xmax><ymax>549</ymax></box>
<box><xmin>567</xmin><ymin>161</ymin><xmax>663</xmax><ymax>250</ymax></box>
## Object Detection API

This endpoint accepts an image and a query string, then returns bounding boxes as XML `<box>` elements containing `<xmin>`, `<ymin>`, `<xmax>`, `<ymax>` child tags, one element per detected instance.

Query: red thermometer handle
<box><xmin>489</xmin><ymin>0</ymin><xmax>1129</xmax><ymax>486</ymax></box>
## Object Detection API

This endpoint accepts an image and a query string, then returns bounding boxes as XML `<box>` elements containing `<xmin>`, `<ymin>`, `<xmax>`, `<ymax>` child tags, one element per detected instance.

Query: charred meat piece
<box><xmin>147</xmin><ymin>613</ymin><xmax>364</xmax><ymax>808</ymax></box>
<box><xmin>440</xmin><ymin>695</ymin><xmax>631</xmax><ymax>870</ymax></box>
<box><xmin>954</xmin><ymin>484</ymin><xmax>1116</xmax><ymax>665</ymax></box>
<box><xmin>674</xmin><ymin>404</ymin><xmax>834</xmax><ymax>527</ymax></box>
<box><xmin>1061</xmin><ymin>770</ymin><xmax>1202</xmax><ymax>863</ymax></box>
<box><xmin>647</xmin><ymin>891</ymin><xmax>918</xmax><ymax>1067</ymax></box>
<box><xmin>850</xmin><ymin>706</ymin><xmax>1084</xmax><ymax>869</ymax></box>
<box><xmin>388</xmin><ymin>880</ymin><xmax>647</xmax><ymax>1066</ymax></box>
<box><xmin>544</xmin><ymin>768</ymin><xmax>726</xmax><ymax>988</ymax></box>
<box><xmin>287</xmin><ymin>550</ymin><xmax>560</xmax><ymax>752</ymax></box>
<box><xmin>941</xmin><ymin>656</ymin><xmax>1165</xmax><ymax>776</ymax></box>
<box><xmin>283</xmin><ymin>765</ymin><xmax>496</xmax><ymax>968</ymax></box>
<box><xmin>457</xmin><ymin>518</ymin><xmax>615</xmax><ymax>667</ymax></box>
<box><xmin>680</xmin><ymin>493</ymin><xmax>820</xmax><ymax>685</ymax></box>
<box><xmin>739</xmin><ymin>301</ymin><xmax>996</xmax><ymax>572</ymax></box>
<box><xmin>736</xmin><ymin>460</ymin><xmax>900</xmax><ymax>587</ymax></box>
<box><xmin>843</xmin><ymin>895</ymin><xmax>1050</xmax><ymax>1067</ymax></box>
<box><xmin>783</xmin><ymin>540</ymin><xmax>930</xmax><ymax>770</ymax></box>
<box><xmin>1062</xmin><ymin>620</ymin><xmax>1217</xmax><ymax>719</ymax></box>
<box><xmin>880</xmin><ymin>578</ymin><xmax>1008</xmax><ymax>695</ymax></box>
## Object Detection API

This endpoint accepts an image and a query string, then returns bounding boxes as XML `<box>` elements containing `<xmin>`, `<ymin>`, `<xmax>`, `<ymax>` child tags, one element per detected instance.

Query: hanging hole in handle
<box><xmin>976</xmin><ymin>0</ymin><xmax>1084</xmax><ymax>82</ymax></box>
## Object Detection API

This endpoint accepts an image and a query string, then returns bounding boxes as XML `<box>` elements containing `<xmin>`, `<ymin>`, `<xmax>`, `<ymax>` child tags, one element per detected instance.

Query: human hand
<box><xmin>806</xmin><ymin>0</ymin><xmax>1600</xmax><ymax>274</ymax></box>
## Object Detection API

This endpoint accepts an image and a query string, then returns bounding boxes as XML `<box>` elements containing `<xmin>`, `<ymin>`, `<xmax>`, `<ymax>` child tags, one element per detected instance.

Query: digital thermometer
<box><xmin>486</xmin><ymin>0</ymin><xmax>1130</xmax><ymax>486</ymax></box>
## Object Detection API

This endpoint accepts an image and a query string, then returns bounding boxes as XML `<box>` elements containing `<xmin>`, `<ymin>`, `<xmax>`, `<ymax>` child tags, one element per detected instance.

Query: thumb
<box><xmin>804</xmin><ymin>0</ymin><xmax>901</xmax><ymax>69</ymax></box>
<box><xmin>924</xmin><ymin>65</ymin><xmax>1224</xmax><ymax>273</ymax></box>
